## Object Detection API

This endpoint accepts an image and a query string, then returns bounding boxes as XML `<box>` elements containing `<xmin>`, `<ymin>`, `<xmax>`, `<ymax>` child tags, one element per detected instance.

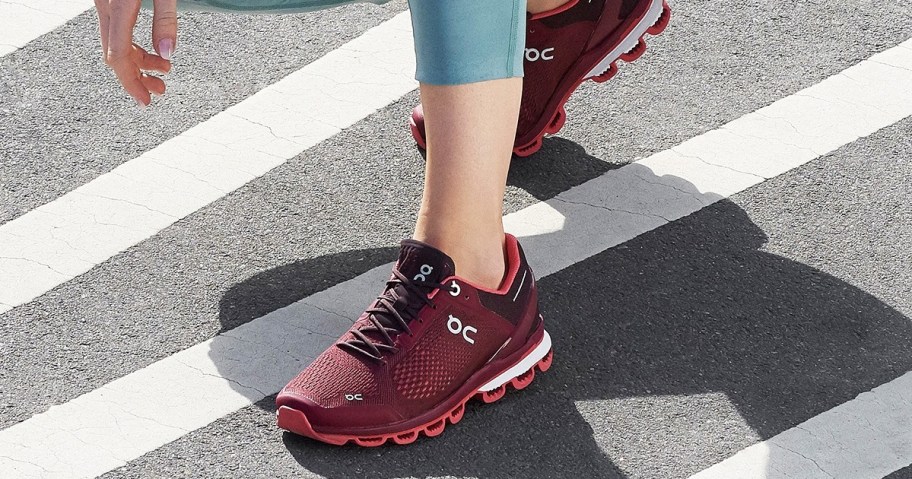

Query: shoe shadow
<box><xmin>213</xmin><ymin>141</ymin><xmax>912</xmax><ymax>479</ymax></box>
<box><xmin>419</xmin><ymin>135</ymin><xmax>621</xmax><ymax>202</ymax></box>
<box><xmin>507</xmin><ymin>137</ymin><xmax>621</xmax><ymax>200</ymax></box>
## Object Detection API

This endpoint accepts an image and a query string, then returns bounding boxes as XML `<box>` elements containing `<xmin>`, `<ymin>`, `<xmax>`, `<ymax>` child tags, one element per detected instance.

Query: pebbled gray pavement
<box><xmin>2</xmin><ymin>0</ymin><xmax>911</xmax><ymax>477</ymax></box>
<box><xmin>0</xmin><ymin>0</ymin><xmax>406</xmax><ymax>224</ymax></box>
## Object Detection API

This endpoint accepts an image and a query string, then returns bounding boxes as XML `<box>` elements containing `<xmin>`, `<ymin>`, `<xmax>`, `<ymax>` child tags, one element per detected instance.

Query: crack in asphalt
<box><xmin>719</xmin><ymin>124</ymin><xmax>820</xmax><ymax>156</ymax></box>
<box><xmin>774</xmin><ymin>440</ymin><xmax>836</xmax><ymax>479</ymax></box>
<box><xmin>0</xmin><ymin>255</ymin><xmax>68</xmax><ymax>277</ymax></box>
<box><xmin>868</xmin><ymin>59</ymin><xmax>912</xmax><ymax>74</ymax></box>
<box><xmin>668</xmin><ymin>147</ymin><xmax>767</xmax><ymax>180</ymax></box>
<box><xmin>173</xmin><ymin>357</ymin><xmax>268</xmax><ymax>398</ymax></box>
<box><xmin>0</xmin><ymin>453</ymin><xmax>53</xmax><ymax>473</ymax></box>
<box><xmin>70</xmin><ymin>191</ymin><xmax>177</xmax><ymax>219</ymax></box>
<box><xmin>138</xmin><ymin>161</ymin><xmax>230</xmax><ymax>195</ymax></box>
<box><xmin>629</xmin><ymin>167</ymin><xmax>713</xmax><ymax>206</ymax></box>
<box><xmin>794</xmin><ymin>92</ymin><xmax>900</xmax><ymax>122</ymax></box>
<box><xmin>299</xmin><ymin>301</ymin><xmax>358</xmax><ymax>325</ymax></box>
<box><xmin>551</xmin><ymin>196</ymin><xmax>672</xmax><ymax>223</ymax></box>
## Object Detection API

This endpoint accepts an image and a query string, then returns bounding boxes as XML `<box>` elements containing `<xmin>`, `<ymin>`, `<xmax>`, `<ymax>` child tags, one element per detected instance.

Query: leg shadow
<box><xmin>218</xmin><ymin>247</ymin><xmax>397</xmax><ymax>332</ymax></box>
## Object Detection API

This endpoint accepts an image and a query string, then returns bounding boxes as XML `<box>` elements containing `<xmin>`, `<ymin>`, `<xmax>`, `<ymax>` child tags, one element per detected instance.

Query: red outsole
<box><xmin>277</xmin><ymin>349</ymin><xmax>554</xmax><ymax>447</ymax></box>
<box><xmin>409</xmin><ymin>1</ymin><xmax>671</xmax><ymax>158</ymax></box>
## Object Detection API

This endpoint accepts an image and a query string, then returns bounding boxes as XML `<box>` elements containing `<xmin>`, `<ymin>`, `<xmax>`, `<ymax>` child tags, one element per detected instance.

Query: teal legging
<box><xmin>154</xmin><ymin>0</ymin><xmax>526</xmax><ymax>85</ymax></box>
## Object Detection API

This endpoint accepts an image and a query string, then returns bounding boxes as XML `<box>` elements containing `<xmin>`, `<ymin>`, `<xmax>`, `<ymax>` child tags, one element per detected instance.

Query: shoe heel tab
<box><xmin>529</xmin><ymin>0</ymin><xmax>581</xmax><ymax>21</ymax></box>
<box><xmin>502</xmin><ymin>234</ymin><xmax>535</xmax><ymax>291</ymax></box>
<box><xmin>505</xmin><ymin>234</ymin><xmax>530</xmax><ymax>269</ymax></box>
<box><xmin>477</xmin><ymin>235</ymin><xmax>524</xmax><ymax>295</ymax></box>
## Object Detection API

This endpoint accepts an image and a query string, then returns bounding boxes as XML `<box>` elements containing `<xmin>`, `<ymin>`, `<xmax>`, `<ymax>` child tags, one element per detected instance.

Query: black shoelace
<box><xmin>338</xmin><ymin>267</ymin><xmax>454</xmax><ymax>361</ymax></box>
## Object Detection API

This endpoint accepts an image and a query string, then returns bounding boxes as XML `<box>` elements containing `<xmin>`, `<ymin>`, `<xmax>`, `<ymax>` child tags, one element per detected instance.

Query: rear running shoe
<box><xmin>276</xmin><ymin>234</ymin><xmax>552</xmax><ymax>446</ymax></box>
<box><xmin>410</xmin><ymin>0</ymin><xmax>671</xmax><ymax>157</ymax></box>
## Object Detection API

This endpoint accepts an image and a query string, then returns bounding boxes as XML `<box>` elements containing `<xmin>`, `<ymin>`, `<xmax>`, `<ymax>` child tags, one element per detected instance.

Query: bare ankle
<box><xmin>412</xmin><ymin>232</ymin><xmax>506</xmax><ymax>290</ymax></box>
<box><xmin>458</xmin><ymin>255</ymin><xmax>506</xmax><ymax>290</ymax></box>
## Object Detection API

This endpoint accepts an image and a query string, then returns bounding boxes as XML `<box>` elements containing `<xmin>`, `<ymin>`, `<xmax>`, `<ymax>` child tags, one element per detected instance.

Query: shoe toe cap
<box><xmin>276</xmin><ymin>388</ymin><xmax>403</xmax><ymax>432</ymax></box>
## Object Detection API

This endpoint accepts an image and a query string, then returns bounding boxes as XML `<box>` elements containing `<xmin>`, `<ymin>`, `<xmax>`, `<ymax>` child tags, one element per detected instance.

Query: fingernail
<box><xmin>158</xmin><ymin>39</ymin><xmax>174</xmax><ymax>60</ymax></box>
<box><xmin>135</xmin><ymin>98</ymin><xmax>147</xmax><ymax>110</ymax></box>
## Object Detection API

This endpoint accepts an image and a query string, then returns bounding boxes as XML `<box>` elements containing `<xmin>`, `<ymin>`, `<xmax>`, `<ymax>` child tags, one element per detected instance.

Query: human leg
<box><xmin>277</xmin><ymin>0</ymin><xmax>553</xmax><ymax>446</ymax></box>
<box><xmin>405</xmin><ymin>0</ymin><xmax>528</xmax><ymax>288</ymax></box>
<box><xmin>413</xmin><ymin>79</ymin><xmax>521</xmax><ymax>290</ymax></box>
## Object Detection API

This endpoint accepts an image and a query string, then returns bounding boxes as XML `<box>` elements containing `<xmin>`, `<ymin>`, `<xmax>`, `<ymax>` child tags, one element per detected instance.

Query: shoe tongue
<box><xmin>341</xmin><ymin>241</ymin><xmax>456</xmax><ymax>358</ymax></box>
<box><xmin>357</xmin><ymin>240</ymin><xmax>454</xmax><ymax>333</ymax></box>
<box><xmin>395</xmin><ymin>239</ymin><xmax>456</xmax><ymax>285</ymax></box>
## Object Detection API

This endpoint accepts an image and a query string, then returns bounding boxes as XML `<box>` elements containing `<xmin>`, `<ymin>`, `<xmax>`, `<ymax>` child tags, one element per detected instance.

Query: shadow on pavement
<box><xmin>217</xmin><ymin>140</ymin><xmax>616</xmax><ymax>333</ymax></box>
<box><xmin>216</xmin><ymin>141</ymin><xmax>912</xmax><ymax>478</ymax></box>
<box><xmin>218</xmin><ymin>247</ymin><xmax>397</xmax><ymax>332</ymax></box>
<box><xmin>506</xmin><ymin>136</ymin><xmax>620</xmax><ymax>200</ymax></box>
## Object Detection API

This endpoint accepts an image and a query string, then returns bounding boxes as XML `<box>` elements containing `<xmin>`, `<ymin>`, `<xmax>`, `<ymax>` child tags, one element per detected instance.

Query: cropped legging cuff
<box><xmin>160</xmin><ymin>0</ymin><xmax>527</xmax><ymax>85</ymax></box>
<box><xmin>407</xmin><ymin>0</ymin><xmax>526</xmax><ymax>85</ymax></box>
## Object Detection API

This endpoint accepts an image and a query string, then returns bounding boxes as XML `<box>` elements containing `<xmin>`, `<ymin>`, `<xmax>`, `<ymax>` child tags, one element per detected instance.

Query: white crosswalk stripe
<box><xmin>1</xmin><ymin>2</ymin><xmax>911</xmax><ymax>479</ymax></box>
<box><xmin>0</xmin><ymin>0</ymin><xmax>93</xmax><ymax>57</ymax></box>
<box><xmin>0</xmin><ymin>11</ymin><xmax>417</xmax><ymax>315</ymax></box>
<box><xmin>691</xmin><ymin>371</ymin><xmax>912</xmax><ymax>479</ymax></box>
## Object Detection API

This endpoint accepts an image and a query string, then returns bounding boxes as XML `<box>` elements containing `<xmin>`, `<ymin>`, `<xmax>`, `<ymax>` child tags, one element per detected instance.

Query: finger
<box><xmin>135</xmin><ymin>43</ymin><xmax>171</xmax><ymax>73</ymax></box>
<box><xmin>110</xmin><ymin>57</ymin><xmax>151</xmax><ymax>106</ymax></box>
<box><xmin>141</xmin><ymin>74</ymin><xmax>167</xmax><ymax>96</ymax></box>
<box><xmin>152</xmin><ymin>0</ymin><xmax>178</xmax><ymax>60</ymax></box>
<box><xmin>106</xmin><ymin>0</ymin><xmax>141</xmax><ymax>66</ymax></box>
<box><xmin>94</xmin><ymin>0</ymin><xmax>110</xmax><ymax>59</ymax></box>
<box><xmin>108</xmin><ymin>45</ymin><xmax>151</xmax><ymax>105</ymax></box>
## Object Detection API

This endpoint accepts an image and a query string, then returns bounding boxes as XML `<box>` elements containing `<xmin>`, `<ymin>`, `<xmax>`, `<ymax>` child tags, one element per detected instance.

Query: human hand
<box><xmin>95</xmin><ymin>0</ymin><xmax>178</xmax><ymax>107</ymax></box>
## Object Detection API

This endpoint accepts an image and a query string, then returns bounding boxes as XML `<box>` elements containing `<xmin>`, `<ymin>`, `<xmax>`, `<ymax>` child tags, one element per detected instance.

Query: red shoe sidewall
<box><xmin>279</xmin><ymin>324</ymin><xmax>547</xmax><ymax>442</ymax></box>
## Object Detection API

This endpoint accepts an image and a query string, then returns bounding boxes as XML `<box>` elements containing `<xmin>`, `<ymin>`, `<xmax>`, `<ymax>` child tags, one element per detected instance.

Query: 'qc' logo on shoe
<box><xmin>525</xmin><ymin>47</ymin><xmax>555</xmax><ymax>62</ymax></box>
<box><xmin>413</xmin><ymin>264</ymin><xmax>433</xmax><ymax>281</ymax></box>
<box><xmin>448</xmin><ymin>314</ymin><xmax>477</xmax><ymax>344</ymax></box>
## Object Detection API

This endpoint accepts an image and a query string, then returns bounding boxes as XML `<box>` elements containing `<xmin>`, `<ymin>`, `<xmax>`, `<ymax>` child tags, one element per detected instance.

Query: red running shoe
<box><xmin>276</xmin><ymin>234</ymin><xmax>552</xmax><ymax>446</ymax></box>
<box><xmin>410</xmin><ymin>0</ymin><xmax>671</xmax><ymax>157</ymax></box>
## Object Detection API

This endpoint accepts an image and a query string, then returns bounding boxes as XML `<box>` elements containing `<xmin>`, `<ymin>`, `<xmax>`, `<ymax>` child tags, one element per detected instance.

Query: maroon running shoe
<box><xmin>276</xmin><ymin>234</ymin><xmax>552</xmax><ymax>446</ymax></box>
<box><xmin>410</xmin><ymin>0</ymin><xmax>671</xmax><ymax>157</ymax></box>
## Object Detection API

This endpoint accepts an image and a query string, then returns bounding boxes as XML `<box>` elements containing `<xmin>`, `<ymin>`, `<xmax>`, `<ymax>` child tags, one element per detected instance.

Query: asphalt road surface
<box><xmin>1</xmin><ymin>0</ymin><xmax>911</xmax><ymax>478</ymax></box>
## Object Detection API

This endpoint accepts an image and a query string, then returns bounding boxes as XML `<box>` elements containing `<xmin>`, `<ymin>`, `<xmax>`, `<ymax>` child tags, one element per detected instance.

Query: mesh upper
<box><xmin>282</xmin><ymin>346</ymin><xmax>380</xmax><ymax>407</ymax></box>
<box><xmin>392</xmin><ymin>325</ymin><xmax>476</xmax><ymax>400</ymax></box>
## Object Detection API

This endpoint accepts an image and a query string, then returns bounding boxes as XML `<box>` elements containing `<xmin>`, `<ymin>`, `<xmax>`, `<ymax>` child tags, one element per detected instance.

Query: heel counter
<box><xmin>479</xmin><ymin>236</ymin><xmax>539</xmax><ymax>328</ymax></box>
<box><xmin>479</xmin><ymin>237</ymin><xmax>543</xmax><ymax>359</ymax></box>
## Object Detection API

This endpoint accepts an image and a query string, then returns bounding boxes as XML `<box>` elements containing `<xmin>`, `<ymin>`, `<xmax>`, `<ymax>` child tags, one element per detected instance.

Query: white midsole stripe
<box><xmin>0</xmin><ymin>0</ymin><xmax>94</xmax><ymax>57</ymax></box>
<box><xmin>584</xmin><ymin>0</ymin><xmax>665</xmax><ymax>79</ymax></box>
<box><xmin>479</xmin><ymin>331</ymin><xmax>552</xmax><ymax>392</ymax></box>
<box><xmin>0</xmin><ymin>22</ymin><xmax>910</xmax><ymax>479</ymax></box>
<box><xmin>0</xmin><ymin>11</ymin><xmax>418</xmax><ymax>315</ymax></box>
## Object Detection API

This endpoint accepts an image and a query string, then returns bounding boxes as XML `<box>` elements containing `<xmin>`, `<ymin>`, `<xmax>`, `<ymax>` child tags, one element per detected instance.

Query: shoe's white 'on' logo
<box><xmin>345</xmin><ymin>394</ymin><xmax>363</xmax><ymax>401</ymax></box>
<box><xmin>525</xmin><ymin>47</ymin><xmax>555</xmax><ymax>62</ymax></box>
<box><xmin>413</xmin><ymin>264</ymin><xmax>433</xmax><ymax>282</ymax></box>
<box><xmin>447</xmin><ymin>314</ymin><xmax>477</xmax><ymax>344</ymax></box>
